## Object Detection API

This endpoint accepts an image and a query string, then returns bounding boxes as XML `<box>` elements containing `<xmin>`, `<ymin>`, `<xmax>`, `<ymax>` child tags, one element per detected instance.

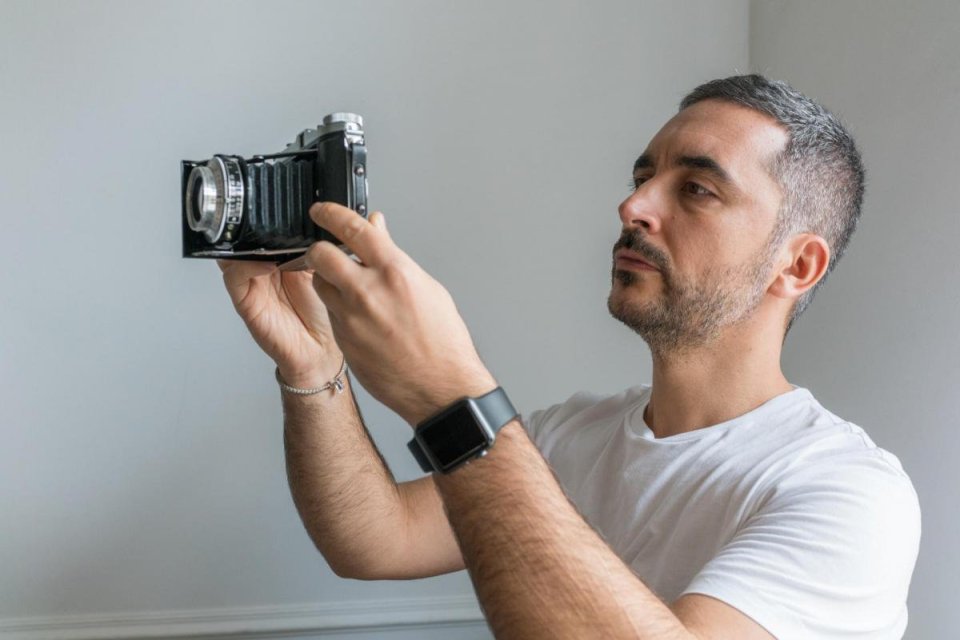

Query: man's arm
<box><xmin>433</xmin><ymin>419</ymin><xmax>773</xmax><ymax>640</ymax></box>
<box><xmin>281</xmin><ymin>374</ymin><xmax>465</xmax><ymax>579</ymax></box>
<box><xmin>218</xmin><ymin>251</ymin><xmax>465</xmax><ymax>580</ymax></box>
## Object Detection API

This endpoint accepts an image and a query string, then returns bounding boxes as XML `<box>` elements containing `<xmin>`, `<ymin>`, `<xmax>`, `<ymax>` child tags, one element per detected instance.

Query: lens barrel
<box><xmin>185</xmin><ymin>156</ymin><xmax>244</xmax><ymax>243</ymax></box>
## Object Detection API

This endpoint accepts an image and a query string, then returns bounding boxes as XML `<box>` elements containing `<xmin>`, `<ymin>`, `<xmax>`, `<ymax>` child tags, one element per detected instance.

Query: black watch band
<box><xmin>407</xmin><ymin>386</ymin><xmax>518</xmax><ymax>474</ymax></box>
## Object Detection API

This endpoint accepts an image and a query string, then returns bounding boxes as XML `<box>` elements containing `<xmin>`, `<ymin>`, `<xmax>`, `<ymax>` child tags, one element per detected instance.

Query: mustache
<box><xmin>613</xmin><ymin>230</ymin><xmax>670</xmax><ymax>273</ymax></box>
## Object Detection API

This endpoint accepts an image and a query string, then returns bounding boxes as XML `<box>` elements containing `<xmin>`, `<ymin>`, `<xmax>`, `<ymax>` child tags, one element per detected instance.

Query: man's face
<box><xmin>607</xmin><ymin>99</ymin><xmax>788</xmax><ymax>354</ymax></box>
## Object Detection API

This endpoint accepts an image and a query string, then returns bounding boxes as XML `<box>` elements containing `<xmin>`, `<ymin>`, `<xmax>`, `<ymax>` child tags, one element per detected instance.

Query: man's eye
<box><xmin>683</xmin><ymin>182</ymin><xmax>714</xmax><ymax>197</ymax></box>
<box><xmin>629</xmin><ymin>176</ymin><xmax>650</xmax><ymax>191</ymax></box>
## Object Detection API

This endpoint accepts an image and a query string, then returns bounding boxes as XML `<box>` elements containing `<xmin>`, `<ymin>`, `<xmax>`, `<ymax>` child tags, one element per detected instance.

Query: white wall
<box><xmin>0</xmin><ymin>1</ymin><xmax>748</xmax><ymax>637</ymax></box>
<box><xmin>750</xmin><ymin>1</ymin><xmax>960</xmax><ymax>637</ymax></box>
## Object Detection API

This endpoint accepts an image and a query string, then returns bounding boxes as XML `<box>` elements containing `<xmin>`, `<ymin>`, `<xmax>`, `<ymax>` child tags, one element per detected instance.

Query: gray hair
<box><xmin>679</xmin><ymin>75</ymin><xmax>865</xmax><ymax>335</ymax></box>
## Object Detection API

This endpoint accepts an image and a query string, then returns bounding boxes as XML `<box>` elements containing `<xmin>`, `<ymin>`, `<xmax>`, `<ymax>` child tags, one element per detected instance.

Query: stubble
<box><xmin>607</xmin><ymin>231</ymin><xmax>773</xmax><ymax>357</ymax></box>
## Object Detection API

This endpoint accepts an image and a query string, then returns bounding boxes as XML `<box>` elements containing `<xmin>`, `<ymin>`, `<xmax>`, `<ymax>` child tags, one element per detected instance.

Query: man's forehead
<box><xmin>639</xmin><ymin>100</ymin><xmax>788</xmax><ymax>175</ymax></box>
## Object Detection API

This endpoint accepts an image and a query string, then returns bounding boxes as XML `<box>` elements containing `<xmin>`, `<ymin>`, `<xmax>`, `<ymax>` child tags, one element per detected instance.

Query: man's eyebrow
<box><xmin>676</xmin><ymin>155</ymin><xmax>734</xmax><ymax>186</ymax></box>
<box><xmin>633</xmin><ymin>154</ymin><xmax>653</xmax><ymax>172</ymax></box>
<box><xmin>632</xmin><ymin>153</ymin><xmax>736</xmax><ymax>188</ymax></box>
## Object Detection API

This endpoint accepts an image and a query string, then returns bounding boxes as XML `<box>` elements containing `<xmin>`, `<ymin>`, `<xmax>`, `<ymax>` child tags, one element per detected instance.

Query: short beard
<box><xmin>607</xmin><ymin>231</ymin><xmax>774</xmax><ymax>357</ymax></box>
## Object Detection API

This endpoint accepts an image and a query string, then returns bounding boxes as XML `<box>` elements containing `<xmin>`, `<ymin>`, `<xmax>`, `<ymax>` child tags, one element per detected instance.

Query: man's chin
<box><xmin>608</xmin><ymin>290</ymin><xmax>660</xmax><ymax>327</ymax></box>
<box><xmin>607</xmin><ymin>297</ymin><xmax>689</xmax><ymax>353</ymax></box>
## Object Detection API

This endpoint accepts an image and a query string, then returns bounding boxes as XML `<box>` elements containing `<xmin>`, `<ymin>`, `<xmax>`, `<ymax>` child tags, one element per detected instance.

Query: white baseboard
<box><xmin>0</xmin><ymin>595</ymin><xmax>486</xmax><ymax>640</ymax></box>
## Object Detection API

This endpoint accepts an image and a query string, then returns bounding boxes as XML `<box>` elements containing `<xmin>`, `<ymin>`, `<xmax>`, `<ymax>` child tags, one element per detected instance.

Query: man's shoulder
<box><xmin>742</xmin><ymin>391</ymin><xmax>918</xmax><ymax>533</ymax></box>
<box><xmin>771</xmin><ymin>417</ymin><xmax>916</xmax><ymax>501</ymax></box>
<box><xmin>762</xmin><ymin>389</ymin><xmax>911</xmax><ymax>480</ymax></box>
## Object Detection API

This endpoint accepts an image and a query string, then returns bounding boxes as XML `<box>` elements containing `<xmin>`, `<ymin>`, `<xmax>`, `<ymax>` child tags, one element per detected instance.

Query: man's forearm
<box><xmin>433</xmin><ymin>421</ymin><xmax>696</xmax><ymax>640</ymax></box>
<box><xmin>282</xmin><ymin>372</ymin><xmax>404</xmax><ymax>578</ymax></box>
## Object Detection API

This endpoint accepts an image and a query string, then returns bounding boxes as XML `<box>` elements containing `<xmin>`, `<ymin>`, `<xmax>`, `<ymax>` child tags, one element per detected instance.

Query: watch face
<box><xmin>418</xmin><ymin>402</ymin><xmax>490</xmax><ymax>470</ymax></box>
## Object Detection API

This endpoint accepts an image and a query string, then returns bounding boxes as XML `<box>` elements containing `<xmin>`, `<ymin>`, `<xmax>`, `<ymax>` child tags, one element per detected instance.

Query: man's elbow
<box><xmin>323</xmin><ymin>548</ymin><xmax>454</xmax><ymax>581</ymax></box>
<box><xmin>308</xmin><ymin>545</ymin><xmax>367</xmax><ymax>580</ymax></box>
<box><xmin>329</xmin><ymin>560</ymin><xmax>371</xmax><ymax>580</ymax></box>
<box><xmin>316</xmin><ymin>543</ymin><xmax>403</xmax><ymax>581</ymax></box>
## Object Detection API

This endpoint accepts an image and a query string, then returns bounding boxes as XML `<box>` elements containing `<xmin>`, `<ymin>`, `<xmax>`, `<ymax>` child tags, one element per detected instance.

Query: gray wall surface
<box><xmin>0</xmin><ymin>0</ymin><xmax>750</xmax><ymax>637</ymax></box>
<box><xmin>751</xmin><ymin>1</ymin><xmax>960</xmax><ymax>637</ymax></box>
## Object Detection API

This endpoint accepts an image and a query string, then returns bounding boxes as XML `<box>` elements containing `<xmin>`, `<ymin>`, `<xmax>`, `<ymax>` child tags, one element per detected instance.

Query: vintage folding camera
<box><xmin>181</xmin><ymin>112</ymin><xmax>368</xmax><ymax>262</ymax></box>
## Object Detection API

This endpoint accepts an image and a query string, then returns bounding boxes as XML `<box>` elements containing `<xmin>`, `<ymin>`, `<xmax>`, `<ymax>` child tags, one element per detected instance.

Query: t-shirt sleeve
<box><xmin>519</xmin><ymin>405</ymin><xmax>552</xmax><ymax>449</ymax></box>
<box><xmin>681</xmin><ymin>451</ymin><xmax>921</xmax><ymax>639</ymax></box>
<box><xmin>520</xmin><ymin>390</ymin><xmax>613</xmax><ymax>455</ymax></box>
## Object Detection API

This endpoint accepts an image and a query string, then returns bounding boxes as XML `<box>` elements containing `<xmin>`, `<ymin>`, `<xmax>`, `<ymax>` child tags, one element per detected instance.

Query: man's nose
<box><xmin>618</xmin><ymin>188</ymin><xmax>663</xmax><ymax>234</ymax></box>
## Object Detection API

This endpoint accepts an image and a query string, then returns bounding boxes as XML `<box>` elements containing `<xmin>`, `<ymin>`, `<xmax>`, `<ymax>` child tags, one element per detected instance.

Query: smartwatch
<box><xmin>407</xmin><ymin>386</ymin><xmax>518</xmax><ymax>474</ymax></box>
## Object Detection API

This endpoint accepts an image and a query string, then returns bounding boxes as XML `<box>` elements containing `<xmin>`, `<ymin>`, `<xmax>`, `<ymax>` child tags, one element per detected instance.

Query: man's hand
<box><xmin>305</xmin><ymin>202</ymin><xmax>496</xmax><ymax>426</ymax></box>
<box><xmin>218</xmin><ymin>256</ymin><xmax>341</xmax><ymax>389</ymax></box>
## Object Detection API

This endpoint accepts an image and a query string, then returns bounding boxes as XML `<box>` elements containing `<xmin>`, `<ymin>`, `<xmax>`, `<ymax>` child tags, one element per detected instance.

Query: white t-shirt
<box><xmin>523</xmin><ymin>385</ymin><xmax>920</xmax><ymax>640</ymax></box>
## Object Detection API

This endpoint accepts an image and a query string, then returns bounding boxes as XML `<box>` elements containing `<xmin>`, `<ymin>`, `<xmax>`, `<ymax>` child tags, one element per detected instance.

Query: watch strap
<box><xmin>408</xmin><ymin>435</ymin><xmax>434</xmax><ymax>472</ymax></box>
<box><xmin>476</xmin><ymin>386</ymin><xmax>519</xmax><ymax>435</ymax></box>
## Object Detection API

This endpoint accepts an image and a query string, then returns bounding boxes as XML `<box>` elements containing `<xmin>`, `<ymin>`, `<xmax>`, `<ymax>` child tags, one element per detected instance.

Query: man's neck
<box><xmin>644</xmin><ymin>322</ymin><xmax>792</xmax><ymax>439</ymax></box>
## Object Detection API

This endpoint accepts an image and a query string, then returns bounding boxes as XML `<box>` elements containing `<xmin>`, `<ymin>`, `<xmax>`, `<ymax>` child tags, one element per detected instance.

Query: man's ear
<box><xmin>768</xmin><ymin>233</ymin><xmax>830</xmax><ymax>300</ymax></box>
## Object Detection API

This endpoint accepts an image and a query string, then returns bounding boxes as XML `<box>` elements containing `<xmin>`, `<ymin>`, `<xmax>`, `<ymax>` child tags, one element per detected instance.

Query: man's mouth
<box><xmin>614</xmin><ymin>249</ymin><xmax>660</xmax><ymax>272</ymax></box>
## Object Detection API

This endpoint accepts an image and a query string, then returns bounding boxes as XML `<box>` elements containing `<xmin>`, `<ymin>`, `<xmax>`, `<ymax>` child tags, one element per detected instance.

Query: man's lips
<box><xmin>614</xmin><ymin>249</ymin><xmax>659</xmax><ymax>271</ymax></box>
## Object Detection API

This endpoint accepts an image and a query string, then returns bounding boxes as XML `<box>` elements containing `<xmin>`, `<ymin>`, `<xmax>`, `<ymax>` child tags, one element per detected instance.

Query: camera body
<box><xmin>181</xmin><ymin>113</ymin><xmax>368</xmax><ymax>261</ymax></box>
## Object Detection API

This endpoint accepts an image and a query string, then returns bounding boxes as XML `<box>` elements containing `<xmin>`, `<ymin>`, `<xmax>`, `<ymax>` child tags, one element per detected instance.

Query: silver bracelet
<box><xmin>275</xmin><ymin>359</ymin><xmax>348</xmax><ymax>396</ymax></box>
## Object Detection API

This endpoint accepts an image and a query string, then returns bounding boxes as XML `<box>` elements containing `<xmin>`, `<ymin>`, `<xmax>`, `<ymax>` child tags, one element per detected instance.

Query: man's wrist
<box><xmin>277</xmin><ymin>355</ymin><xmax>346</xmax><ymax>393</ymax></box>
<box><xmin>407</xmin><ymin>370</ymin><xmax>500</xmax><ymax>427</ymax></box>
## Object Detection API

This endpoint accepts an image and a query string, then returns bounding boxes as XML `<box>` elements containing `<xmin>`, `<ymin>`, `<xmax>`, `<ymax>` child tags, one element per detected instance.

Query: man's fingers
<box><xmin>218</xmin><ymin>258</ymin><xmax>277</xmax><ymax>279</ymax></box>
<box><xmin>370</xmin><ymin>210</ymin><xmax>387</xmax><ymax>231</ymax></box>
<box><xmin>305</xmin><ymin>240</ymin><xmax>364</xmax><ymax>292</ymax></box>
<box><xmin>311</xmin><ymin>271</ymin><xmax>345</xmax><ymax>316</ymax></box>
<box><xmin>310</xmin><ymin>202</ymin><xmax>393</xmax><ymax>267</ymax></box>
<box><xmin>218</xmin><ymin>259</ymin><xmax>278</xmax><ymax>305</ymax></box>
<box><xmin>280</xmin><ymin>269</ymin><xmax>324</xmax><ymax>311</ymax></box>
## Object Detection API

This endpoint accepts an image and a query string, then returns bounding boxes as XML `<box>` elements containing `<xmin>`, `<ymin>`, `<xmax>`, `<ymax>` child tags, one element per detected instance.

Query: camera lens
<box><xmin>185</xmin><ymin>165</ymin><xmax>217</xmax><ymax>236</ymax></box>
<box><xmin>185</xmin><ymin>157</ymin><xmax>244</xmax><ymax>243</ymax></box>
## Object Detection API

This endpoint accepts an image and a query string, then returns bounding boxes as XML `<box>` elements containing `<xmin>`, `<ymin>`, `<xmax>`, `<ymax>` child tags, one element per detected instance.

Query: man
<box><xmin>219</xmin><ymin>75</ymin><xmax>920</xmax><ymax>639</ymax></box>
